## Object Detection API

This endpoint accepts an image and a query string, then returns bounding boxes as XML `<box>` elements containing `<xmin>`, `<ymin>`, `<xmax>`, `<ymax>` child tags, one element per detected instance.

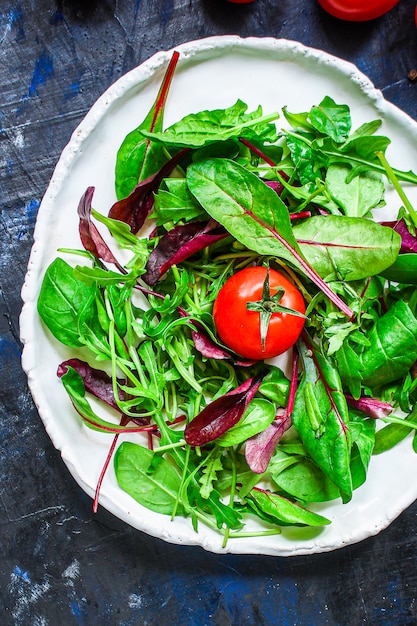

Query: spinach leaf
<box><xmin>349</xmin><ymin>415</ymin><xmax>375</xmax><ymax>489</ymax></box>
<box><xmin>271</xmin><ymin>451</ymin><xmax>340</xmax><ymax>503</ymax></box>
<box><xmin>246</xmin><ymin>488</ymin><xmax>331</xmax><ymax>527</ymax></box>
<box><xmin>360</xmin><ymin>299</ymin><xmax>417</xmax><ymax>388</ymax></box>
<box><xmin>37</xmin><ymin>257</ymin><xmax>97</xmax><ymax>347</ymax></box>
<box><xmin>258</xmin><ymin>366</ymin><xmax>290</xmax><ymax>406</ymax></box>
<box><xmin>374</xmin><ymin>405</ymin><xmax>417</xmax><ymax>454</ymax></box>
<box><xmin>335</xmin><ymin>341</ymin><xmax>364</xmax><ymax>399</ymax></box>
<box><xmin>114</xmin><ymin>441</ymin><xmax>185</xmax><ymax>515</ymax></box>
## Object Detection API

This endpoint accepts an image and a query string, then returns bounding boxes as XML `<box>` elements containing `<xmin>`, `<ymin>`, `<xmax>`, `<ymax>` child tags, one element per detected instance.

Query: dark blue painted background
<box><xmin>1</xmin><ymin>1</ymin><xmax>417</xmax><ymax>624</ymax></box>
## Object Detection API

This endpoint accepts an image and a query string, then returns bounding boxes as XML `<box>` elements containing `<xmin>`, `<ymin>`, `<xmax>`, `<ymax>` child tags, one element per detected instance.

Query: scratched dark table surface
<box><xmin>2</xmin><ymin>1</ymin><xmax>417</xmax><ymax>624</ymax></box>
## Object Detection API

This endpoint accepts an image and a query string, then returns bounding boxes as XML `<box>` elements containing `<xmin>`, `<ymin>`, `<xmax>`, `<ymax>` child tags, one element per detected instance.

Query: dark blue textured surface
<box><xmin>1</xmin><ymin>1</ymin><xmax>417</xmax><ymax>624</ymax></box>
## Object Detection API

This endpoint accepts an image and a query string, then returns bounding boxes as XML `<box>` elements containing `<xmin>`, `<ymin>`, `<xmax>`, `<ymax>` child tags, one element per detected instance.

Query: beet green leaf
<box><xmin>292</xmin><ymin>339</ymin><xmax>352</xmax><ymax>500</ymax></box>
<box><xmin>115</xmin><ymin>51</ymin><xmax>179</xmax><ymax>200</ymax></box>
<box><xmin>292</xmin><ymin>215</ymin><xmax>401</xmax><ymax>282</ymax></box>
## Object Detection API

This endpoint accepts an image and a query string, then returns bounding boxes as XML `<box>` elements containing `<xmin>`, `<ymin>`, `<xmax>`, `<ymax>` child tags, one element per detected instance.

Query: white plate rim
<box><xmin>20</xmin><ymin>35</ymin><xmax>417</xmax><ymax>556</ymax></box>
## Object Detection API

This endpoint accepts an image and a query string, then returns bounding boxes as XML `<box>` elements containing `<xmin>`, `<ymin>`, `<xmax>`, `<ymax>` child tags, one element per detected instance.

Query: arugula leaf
<box><xmin>152</xmin><ymin>178</ymin><xmax>206</xmax><ymax>225</ymax></box>
<box><xmin>199</xmin><ymin>450</ymin><xmax>223</xmax><ymax>499</ymax></box>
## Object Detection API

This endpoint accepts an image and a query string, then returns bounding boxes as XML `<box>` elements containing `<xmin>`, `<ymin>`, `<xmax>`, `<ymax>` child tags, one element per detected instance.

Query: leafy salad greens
<box><xmin>37</xmin><ymin>51</ymin><xmax>417</xmax><ymax>544</ymax></box>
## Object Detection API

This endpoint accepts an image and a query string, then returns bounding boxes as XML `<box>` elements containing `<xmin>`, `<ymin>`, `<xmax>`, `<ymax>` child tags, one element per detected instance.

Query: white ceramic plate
<box><xmin>20</xmin><ymin>36</ymin><xmax>417</xmax><ymax>556</ymax></box>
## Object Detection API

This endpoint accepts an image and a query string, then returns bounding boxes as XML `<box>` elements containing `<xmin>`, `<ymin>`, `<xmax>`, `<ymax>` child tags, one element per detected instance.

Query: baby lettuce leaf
<box><xmin>292</xmin><ymin>215</ymin><xmax>401</xmax><ymax>282</ymax></box>
<box><xmin>152</xmin><ymin>178</ymin><xmax>206</xmax><ymax>225</ymax></box>
<box><xmin>115</xmin><ymin>51</ymin><xmax>179</xmax><ymax>200</ymax></box>
<box><xmin>325</xmin><ymin>164</ymin><xmax>385</xmax><ymax>218</ymax></box>
<box><xmin>283</xmin><ymin>96</ymin><xmax>351</xmax><ymax>144</ymax></box>
<box><xmin>37</xmin><ymin>257</ymin><xmax>97</xmax><ymax>348</ymax></box>
<box><xmin>291</xmin><ymin>339</ymin><xmax>352</xmax><ymax>500</ymax></box>
<box><xmin>186</xmin><ymin>158</ymin><xmax>353</xmax><ymax>316</ymax></box>
<box><xmin>245</xmin><ymin>488</ymin><xmax>331</xmax><ymax>527</ymax></box>
<box><xmin>114</xmin><ymin>441</ymin><xmax>185</xmax><ymax>515</ymax></box>
<box><xmin>142</xmin><ymin>100</ymin><xmax>279</xmax><ymax>148</ymax></box>
<box><xmin>308</xmin><ymin>96</ymin><xmax>351</xmax><ymax>143</ymax></box>
<box><xmin>360</xmin><ymin>299</ymin><xmax>417</xmax><ymax>388</ymax></box>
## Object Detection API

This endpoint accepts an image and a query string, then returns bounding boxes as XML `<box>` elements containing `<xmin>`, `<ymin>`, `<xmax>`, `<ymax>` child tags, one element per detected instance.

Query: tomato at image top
<box><xmin>317</xmin><ymin>0</ymin><xmax>400</xmax><ymax>21</ymax></box>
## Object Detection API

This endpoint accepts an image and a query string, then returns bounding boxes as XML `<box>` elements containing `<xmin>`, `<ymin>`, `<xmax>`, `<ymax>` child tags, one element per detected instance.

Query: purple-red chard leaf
<box><xmin>78</xmin><ymin>187</ymin><xmax>121</xmax><ymax>267</ymax></box>
<box><xmin>177</xmin><ymin>309</ymin><xmax>255</xmax><ymax>366</ymax></box>
<box><xmin>381</xmin><ymin>218</ymin><xmax>417</xmax><ymax>253</ymax></box>
<box><xmin>345</xmin><ymin>394</ymin><xmax>393</xmax><ymax>420</ymax></box>
<box><xmin>245</xmin><ymin>349</ymin><xmax>298</xmax><ymax>473</ymax></box>
<box><xmin>143</xmin><ymin>219</ymin><xmax>227</xmax><ymax>285</ymax></box>
<box><xmin>109</xmin><ymin>148</ymin><xmax>189</xmax><ymax>233</ymax></box>
<box><xmin>115</xmin><ymin>51</ymin><xmax>180</xmax><ymax>200</ymax></box>
<box><xmin>245</xmin><ymin>410</ymin><xmax>292</xmax><ymax>474</ymax></box>
<box><xmin>186</xmin><ymin>158</ymin><xmax>353</xmax><ymax>317</ymax></box>
<box><xmin>58</xmin><ymin>358</ymin><xmax>125</xmax><ymax>411</ymax></box>
<box><xmin>184</xmin><ymin>374</ymin><xmax>265</xmax><ymax>446</ymax></box>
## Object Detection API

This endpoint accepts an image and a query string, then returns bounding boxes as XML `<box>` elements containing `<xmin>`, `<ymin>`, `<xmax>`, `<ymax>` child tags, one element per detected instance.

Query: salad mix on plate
<box><xmin>37</xmin><ymin>52</ymin><xmax>417</xmax><ymax>543</ymax></box>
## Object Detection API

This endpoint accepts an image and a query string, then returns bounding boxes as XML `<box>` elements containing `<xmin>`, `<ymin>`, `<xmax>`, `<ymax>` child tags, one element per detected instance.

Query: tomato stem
<box><xmin>246</xmin><ymin>267</ymin><xmax>307</xmax><ymax>350</ymax></box>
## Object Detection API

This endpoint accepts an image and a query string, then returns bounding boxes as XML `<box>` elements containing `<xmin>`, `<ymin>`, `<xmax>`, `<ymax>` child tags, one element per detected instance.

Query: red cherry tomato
<box><xmin>213</xmin><ymin>266</ymin><xmax>306</xmax><ymax>361</ymax></box>
<box><xmin>317</xmin><ymin>0</ymin><xmax>400</xmax><ymax>21</ymax></box>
